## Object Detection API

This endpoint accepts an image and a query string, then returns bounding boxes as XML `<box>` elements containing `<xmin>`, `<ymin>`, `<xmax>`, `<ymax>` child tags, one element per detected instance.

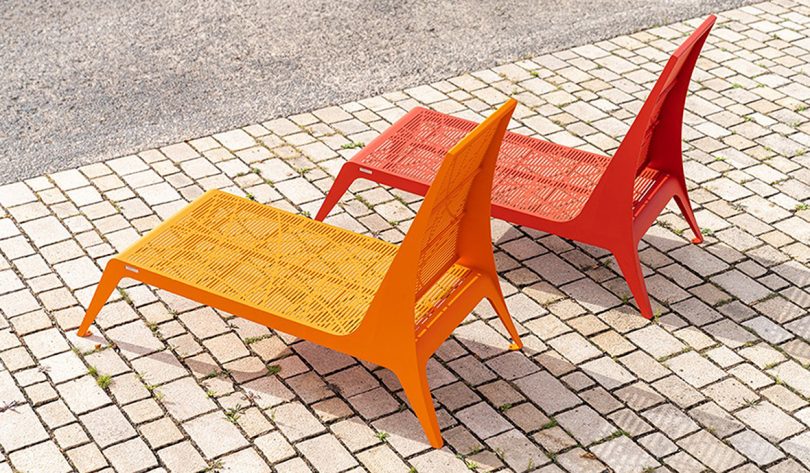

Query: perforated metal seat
<box><xmin>119</xmin><ymin>190</ymin><xmax>472</xmax><ymax>336</ymax></box>
<box><xmin>351</xmin><ymin>109</ymin><xmax>666</xmax><ymax>222</ymax></box>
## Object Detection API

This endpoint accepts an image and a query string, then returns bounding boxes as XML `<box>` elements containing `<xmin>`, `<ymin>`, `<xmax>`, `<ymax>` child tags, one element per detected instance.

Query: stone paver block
<box><xmin>770</xmin><ymin>360</ymin><xmax>810</xmax><ymax>398</ymax></box>
<box><xmin>80</xmin><ymin>404</ymin><xmax>137</xmax><ymax>448</ymax></box>
<box><xmin>356</xmin><ymin>444</ymin><xmax>409</xmax><ymax>473</ymax></box>
<box><xmin>20</xmin><ymin>216</ymin><xmax>70</xmax><ymax>248</ymax></box>
<box><xmin>728</xmin><ymin>429</ymin><xmax>785</xmax><ymax>466</ymax></box>
<box><xmin>273</xmin><ymin>401</ymin><xmax>327</xmax><ymax>442</ymax></box>
<box><xmin>514</xmin><ymin>370</ymin><xmax>580</xmax><ymax>415</ymax></box>
<box><xmin>556</xmin><ymin>405</ymin><xmax>615</xmax><ymax>445</ymax></box>
<box><xmin>158</xmin><ymin>441</ymin><xmax>208</xmax><ymax>473</ymax></box>
<box><xmin>372</xmin><ymin>411</ymin><xmax>431</xmax><ymax>457</ymax></box>
<box><xmin>53</xmin><ymin>256</ymin><xmax>102</xmax><ymax>290</ymax></box>
<box><xmin>104</xmin><ymin>438</ymin><xmax>158</xmax><ymax>473</ymax></box>
<box><xmin>0</xmin><ymin>404</ymin><xmax>49</xmax><ymax>452</ymax></box>
<box><xmin>782</xmin><ymin>431</ymin><xmax>810</xmax><ymax>470</ymax></box>
<box><xmin>183</xmin><ymin>411</ymin><xmax>249</xmax><ymax>459</ymax></box>
<box><xmin>56</xmin><ymin>375</ymin><xmax>112</xmax><ymax>415</ymax></box>
<box><xmin>486</xmin><ymin>429</ymin><xmax>548</xmax><ymax>472</ymax></box>
<box><xmin>549</xmin><ymin>332</ymin><xmax>602</xmax><ymax>364</ymax></box>
<box><xmin>736</xmin><ymin>401</ymin><xmax>804</xmax><ymax>443</ymax></box>
<box><xmin>664</xmin><ymin>351</ymin><xmax>726</xmax><ymax>388</ymax></box>
<box><xmin>591</xmin><ymin>435</ymin><xmax>659</xmax><ymax>473</ymax></box>
<box><xmin>455</xmin><ymin>402</ymin><xmax>512</xmax><ymax>440</ymax></box>
<box><xmin>642</xmin><ymin>403</ymin><xmax>699</xmax><ymax>440</ymax></box>
<box><xmin>160</xmin><ymin>377</ymin><xmax>217</xmax><ymax>421</ymax></box>
<box><xmin>581</xmin><ymin>356</ymin><xmax>636</xmax><ymax>390</ymax></box>
<box><xmin>255</xmin><ymin>431</ymin><xmax>297</xmax><ymax>464</ymax></box>
<box><xmin>677</xmin><ymin>430</ymin><xmax>745</xmax><ymax>472</ymax></box>
<box><xmin>409</xmin><ymin>448</ymin><xmax>470</xmax><ymax>473</ymax></box>
<box><xmin>8</xmin><ymin>441</ymin><xmax>71</xmax><ymax>473</ymax></box>
<box><xmin>627</xmin><ymin>325</ymin><xmax>686</xmax><ymax>360</ymax></box>
<box><xmin>297</xmin><ymin>433</ymin><xmax>358</xmax><ymax>473</ymax></box>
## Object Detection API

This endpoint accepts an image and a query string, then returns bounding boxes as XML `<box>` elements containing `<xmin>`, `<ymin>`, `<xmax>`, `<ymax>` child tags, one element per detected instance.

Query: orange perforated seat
<box><xmin>118</xmin><ymin>190</ymin><xmax>473</xmax><ymax>336</ymax></box>
<box><xmin>79</xmin><ymin>100</ymin><xmax>521</xmax><ymax>449</ymax></box>
<box><xmin>316</xmin><ymin>16</ymin><xmax>717</xmax><ymax>319</ymax></box>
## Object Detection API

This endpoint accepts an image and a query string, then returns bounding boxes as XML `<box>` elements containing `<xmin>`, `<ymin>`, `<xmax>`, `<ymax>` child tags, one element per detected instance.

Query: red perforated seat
<box><xmin>350</xmin><ymin>108</ymin><xmax>667</xmax><ymax>222</ymax></box>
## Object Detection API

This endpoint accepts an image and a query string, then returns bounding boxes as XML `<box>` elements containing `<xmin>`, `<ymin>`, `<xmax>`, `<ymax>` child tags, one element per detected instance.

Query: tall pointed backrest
<box><xmin>408</xmin><ymin>99</ymin><xmax>516</xmax><ymax>297</ymax></box>
<box><xmin>619</xmin><ymin>15</ymin><xmax>716</xmax><ymax>175</ymax></box>
<box><xmin>394</xmin><ymin>99</ymin><xmax>516</xmax><ymax>300</ymax></box>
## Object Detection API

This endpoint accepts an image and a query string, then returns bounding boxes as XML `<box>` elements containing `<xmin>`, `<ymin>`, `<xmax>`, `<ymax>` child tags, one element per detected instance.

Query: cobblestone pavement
<box><xmin>1</xmin><ymin>1</ymin><xmax>809</xmax><ymax>472</ymax></box>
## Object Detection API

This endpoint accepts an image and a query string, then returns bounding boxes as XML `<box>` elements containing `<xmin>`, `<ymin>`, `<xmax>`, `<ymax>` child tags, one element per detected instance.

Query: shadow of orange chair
<box><xmin>315</xmin><ymin>16</ymin><xmax>716</xmax><ymax>319</ymax></box>
<box><xmin>78</xmin><ymin>99</ymin><xmax>520</xmax><ymax>448</ymax></box>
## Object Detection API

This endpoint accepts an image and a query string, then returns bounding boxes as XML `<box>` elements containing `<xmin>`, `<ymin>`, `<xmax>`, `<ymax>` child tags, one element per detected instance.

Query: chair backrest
<box><xmin>365</xmin><ymin>100</ymin><xmax>515</xmax><ymax>332</ymax></box>
<box><xmin>407</xmin><ymin>99</ymin><xmax>516</xmax><ymax>297</ymax></box>
<box><xmin>620</xmin><ymin>15</ymin><xmax>716</xmax><ymax>176</ymax></box>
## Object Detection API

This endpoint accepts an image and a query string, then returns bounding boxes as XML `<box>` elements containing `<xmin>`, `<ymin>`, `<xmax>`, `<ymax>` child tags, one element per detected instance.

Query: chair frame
<box><xmin>315</xmin><ymin>16</ymin><xmax>716</xmax><ymax>318</ymax></box>
<box><xmin>79</xmin><ymin>100</ymin><xmax>520</xmax><ymax>449</ymax></box>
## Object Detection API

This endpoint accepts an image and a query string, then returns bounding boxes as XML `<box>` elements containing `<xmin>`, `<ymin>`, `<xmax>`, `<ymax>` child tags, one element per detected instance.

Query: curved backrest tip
<box><xmin>621</xmin><ymin>15</ymin><xmax>716</xmax><ymax>174</ymax></box>
<box><xmin>674</xmin><ymin>15</ymin><xmax>717</xmax><ymax>58</ymax></box>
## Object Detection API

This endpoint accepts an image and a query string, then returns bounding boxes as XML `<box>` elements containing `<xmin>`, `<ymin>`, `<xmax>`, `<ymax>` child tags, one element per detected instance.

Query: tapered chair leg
<box><xmin>486</xmin><ymin>281</ymin><xmax>523</xmax><ymax>350</ymax></box>
<box><xmin>397</xmin><ymin>364</ymin><xmax>443</xmax><ymax>448</ymax></box>
<box><xmin>673</xmin><ymin>188</ymin><xmax>703</xmax><ymax>244</ymax></box>
<box><xmin>314</xmin><ymin>165</ymin><xmax>359</xmax><ymax>221</ymax></box>
<box><xmin>77</xmin><ymin>262</ymin><xmax>124</xmax><ymax>337</ymax></box>
<box><xmin>612</xmin><ymin>245</ymin><xmax>654</xmax><ymax>319</ymax></box>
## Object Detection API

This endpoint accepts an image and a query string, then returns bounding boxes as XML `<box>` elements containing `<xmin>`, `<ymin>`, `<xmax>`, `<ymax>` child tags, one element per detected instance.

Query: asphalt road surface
<box><xmin>1</xmin><ymin>0</ymin><xmax>755</xmax><ymax>184</ymax></box>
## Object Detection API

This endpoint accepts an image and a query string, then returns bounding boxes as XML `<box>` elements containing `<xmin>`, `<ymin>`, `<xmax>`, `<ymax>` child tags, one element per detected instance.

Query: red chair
<box><xmin>316</xmin><ymin>16</ymin><xmax>716</xmax><ymax>319</ymax></box>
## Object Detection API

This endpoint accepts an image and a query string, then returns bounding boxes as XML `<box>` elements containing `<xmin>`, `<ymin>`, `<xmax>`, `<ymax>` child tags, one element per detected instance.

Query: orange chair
<box><xmin>78</xmin><ymin>99</ymin><xmax>519</xmax><ymax>448</ymax></box>
<box><xmin>315</xmin><ymin>16</ymin><xmax>716</xmax><ymax>319</ymax></box>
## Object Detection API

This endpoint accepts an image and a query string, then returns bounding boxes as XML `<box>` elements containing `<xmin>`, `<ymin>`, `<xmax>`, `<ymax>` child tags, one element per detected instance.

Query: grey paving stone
<box><xmin>183</xmin><ymin>411</ymin><xmax>249</xmax><ymax>459</ymax></box>
<box><xmin>627</xmin><ymin>325</ymin><xmax>686</xmax><ymax>360</ymax></box>
<box><xmin>736</xmin><ymin>401</ymin><xmax>804</xmax><ymax>443</ymax></box>
<box><xmin>273</xmin><ymin>402</ymin><xmax>327</xmax><ymax>442</ymax></box>
<box><xmin>664</xmin><ymin>351</ymin><xmax>726</xmax><ymax>388</ymax></box>
<box><xmin>782</xmin><ymin>431</ymin><xmax>810</xmax><ymax>470</ymax></box>
<box><xmin>80</xmin><ymin>405</ymin><xmax>137</xmax><ymax>448</ymax></box>
<box><xmin>218</xmin><ymin>448</ymin><xmax>271</xmax><ymax>473</ymax></box>
<box><xmin>580</xmin><ymin>356</ymin><xmax>636</xmax><ymax>390</ymax></box>
<box><xmin>8</xmin><ymin>441</ymin><xmax>72</xmax><ymax>473</ymax></box>
<box><xmin>0</xmin><ymin>404</ymin><xmax>49</xmax><ymax>452</ymax></box>
<box><xmin>158</xmin><ymin>441</ymin><xmax>208</xmax><ymax>473</ymax></box>
<box><xmin>297</xmin><ymin>433</ymin><xmax>358</xmax><ymax>473</ymax></box>
<box><xmin>159</xmin><ymin>377</ymin><xmax>217</xmax><ymax>421</ymax></box>
<box><xmin>514</xmin><ymin>370</ymin><xmax>580</xmax><ymax>415</ymax></box>
<box><xmin>642</xmin><ymin>402</ymin><xmax>700</xmax><ymax>440</ymax></box>
<box><xmin>728</xmin><ymin>429</ymin><xmax>785</xmax><ymax>466</ymax></box>
<box><xmin>486</xmin><ymin>429</ymin><xmax>548</xmax><ymax>472</ymax></box>
<box><xmin>556</xmin><ymin>405</ymin><xmax>616</xmax><ymax>445</ymax></box>
<box><xmin>677</xmin><ymin>430</ymin><xmax>746</xmax><ymax>472</ymax></box>
<box><xmin>590</xmin><ymin>435</ymin><xmax>659</xmax><ymax>473</ymax></box>
<box><xmin>104</xmin><ymin>437</ymin><xmax>158</xmax><ymax>473</ymax></box>
<box><xmin>56</xmin><ymin>375</ymin><xmax>112</xmax><ymax>415</ymax></box>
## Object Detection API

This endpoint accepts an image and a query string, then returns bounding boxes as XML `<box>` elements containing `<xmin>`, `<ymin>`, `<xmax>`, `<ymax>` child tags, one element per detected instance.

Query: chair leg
<box><xmin>486</xmin><ymin>281</ymin><xmax>522</xmax><ymax>350</ymax></box>
<box><xmin>77</xmin><ymin>263</ymin><xmax>124</xmax><ymax>337</ymax></box>
<box><xmin>674</xmin><ymin>187</ymin><xmax>703</xmax><ymax>244</ymax></box>
<box><xmin>314</xmin><ymin>165</ymin><xmax>358</xmax><ymax>221</ymax></box>
<box><xmin>612</xmin><ymin>245</ymin><xmax>654</xmax><ymax>319</ymax></box>
<box><xmin>397</xmin><ymin>363</ymin><xmax>443</xmax><ymax>448</ymax></box>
